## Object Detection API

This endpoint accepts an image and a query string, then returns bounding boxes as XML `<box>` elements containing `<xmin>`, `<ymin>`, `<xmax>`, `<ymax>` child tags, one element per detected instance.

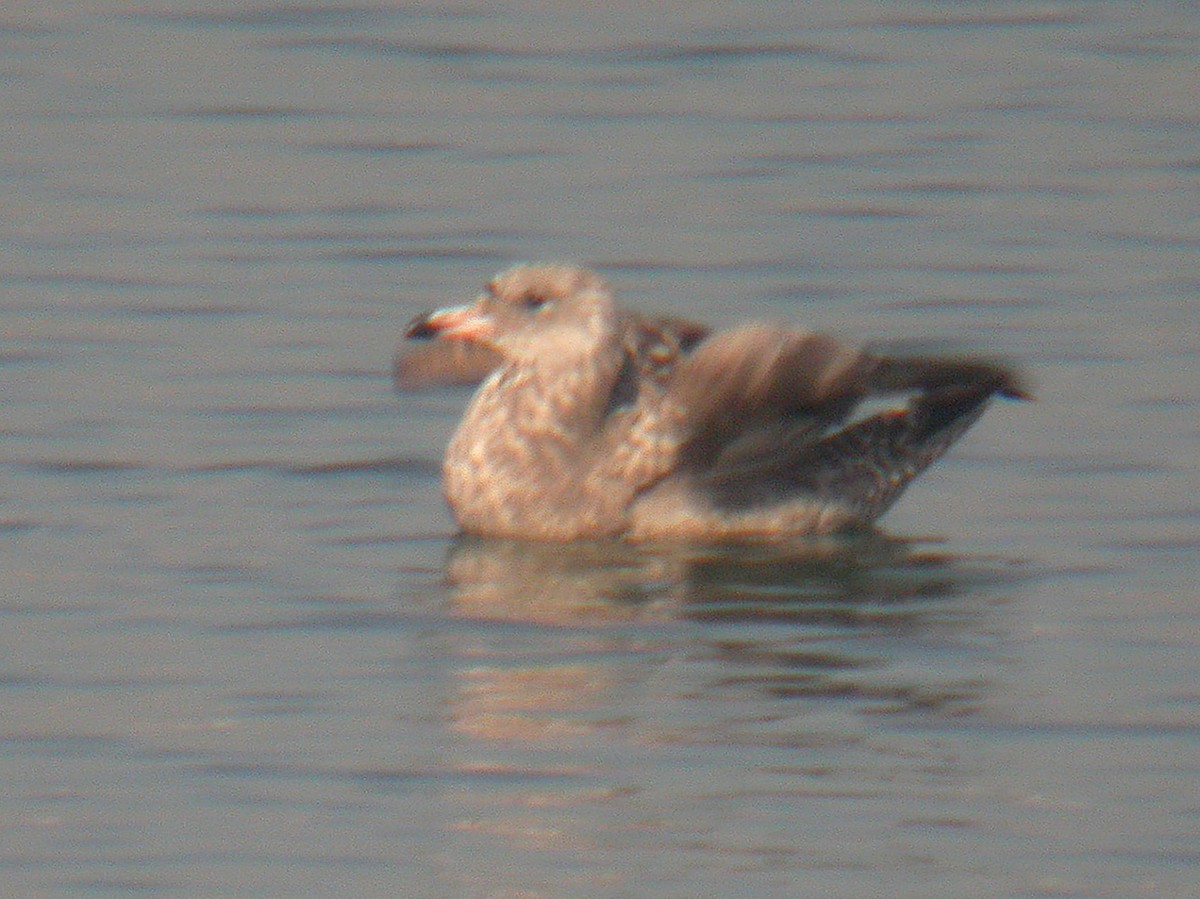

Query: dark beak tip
<box><xmin>405</xmin><ymin>312</ymin><xmax>437</xmax><ymax>340</ymax></box>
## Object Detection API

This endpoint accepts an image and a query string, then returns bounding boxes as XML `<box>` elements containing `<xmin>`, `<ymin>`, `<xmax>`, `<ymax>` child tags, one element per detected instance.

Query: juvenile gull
<box><xmin>396</xmin><ymin>263</ymin><xmax>1029</xmax><ymax>542</ymax></box>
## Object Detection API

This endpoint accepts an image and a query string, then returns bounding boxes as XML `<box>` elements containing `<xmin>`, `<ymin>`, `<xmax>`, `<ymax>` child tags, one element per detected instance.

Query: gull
<box><xmin>396</xmin><ymin>263</ymin><xmax>1028</xmax><ymax>542</ymax></box>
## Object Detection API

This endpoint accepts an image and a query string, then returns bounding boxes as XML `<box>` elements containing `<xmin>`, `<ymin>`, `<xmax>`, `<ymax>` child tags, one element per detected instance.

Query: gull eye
<box><xmin>521</xmin><ymin>291</ymin><xmax>551</xmax><ymax>310</ymax></box>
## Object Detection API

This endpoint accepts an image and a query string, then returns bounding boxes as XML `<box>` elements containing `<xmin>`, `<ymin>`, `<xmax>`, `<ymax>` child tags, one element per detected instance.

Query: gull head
<box><xmin>406</xmin><ymin>263</ymin><xmax>620</xmax><ymax>364</ymax></box>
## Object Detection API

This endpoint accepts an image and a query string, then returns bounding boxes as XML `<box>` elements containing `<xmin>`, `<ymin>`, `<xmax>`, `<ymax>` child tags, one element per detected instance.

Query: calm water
<box><xmin>2</xmin><ymin>1</ymin><xmax>1198</xmax><ymax>896</ymax></box>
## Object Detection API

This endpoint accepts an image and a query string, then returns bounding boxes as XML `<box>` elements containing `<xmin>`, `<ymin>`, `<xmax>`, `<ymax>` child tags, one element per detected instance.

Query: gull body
<box><xmin>397</xmin><ymin>264</ymin><xmax>1027</xmax><ymax>542</ymax></box>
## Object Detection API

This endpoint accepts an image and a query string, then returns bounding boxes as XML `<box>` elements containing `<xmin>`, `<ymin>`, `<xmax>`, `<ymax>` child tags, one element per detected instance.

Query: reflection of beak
<box><xmin>405</xmin><ymin>304</ymin><xmax>495</xmax><ymax>343</ymax></box>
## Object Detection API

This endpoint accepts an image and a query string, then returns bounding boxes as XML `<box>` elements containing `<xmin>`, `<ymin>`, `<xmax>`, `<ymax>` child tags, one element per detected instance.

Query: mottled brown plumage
<box><xmin>395</xmin><ymin>263</ymin><xmax>1028</xmax><ymax>541</ymax></box>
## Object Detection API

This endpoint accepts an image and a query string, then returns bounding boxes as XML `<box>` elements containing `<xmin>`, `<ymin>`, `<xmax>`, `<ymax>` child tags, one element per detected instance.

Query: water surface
<box><xmin>2</xmin><ymin>2</ymin><xmax>1198</xmax><ymax>896</ymax></box>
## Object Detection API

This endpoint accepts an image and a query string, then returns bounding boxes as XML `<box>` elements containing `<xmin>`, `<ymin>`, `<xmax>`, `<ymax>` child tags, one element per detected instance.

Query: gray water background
<box><xmin>2</xmin><ymin>1</ymin><xmax>1198</xmax><ymax>896</ymax></box>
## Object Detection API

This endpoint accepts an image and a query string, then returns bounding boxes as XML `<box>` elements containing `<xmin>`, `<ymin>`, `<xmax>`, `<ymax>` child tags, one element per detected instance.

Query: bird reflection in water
<box><xmin>433</xmin><ymin>534</ymin><xmax>1022</xmax><ymax>745</ymax></box>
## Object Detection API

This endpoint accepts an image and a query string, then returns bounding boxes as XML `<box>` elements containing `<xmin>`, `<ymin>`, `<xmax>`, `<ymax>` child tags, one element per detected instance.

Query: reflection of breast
<box><xmin>450</xmin><ymin>664</ymin><xmax>614</xmax><ymax>744</ymax></box>
<box><xmin>443</xmin><ymin>537</ymin><xmax>682</xmax><ymax>624</ymax></box>
<box><xmin>440</xmin><ymin>539</ymin><xmax>679</xmax><ymax>746</ymax></box>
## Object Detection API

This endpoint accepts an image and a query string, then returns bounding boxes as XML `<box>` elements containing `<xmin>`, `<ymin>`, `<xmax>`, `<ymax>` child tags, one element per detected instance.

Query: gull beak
<box><xmin>405</xmin><ymin>304</ymin><xmax>495</xmax><ymax>343</ymax></box>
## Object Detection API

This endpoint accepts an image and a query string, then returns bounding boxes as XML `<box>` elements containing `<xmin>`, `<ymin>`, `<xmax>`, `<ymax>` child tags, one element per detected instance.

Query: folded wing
<box><xmin>665</xmin><ymin>323</ymin><xmax>1028</xmax><ymax>518</ymax></box>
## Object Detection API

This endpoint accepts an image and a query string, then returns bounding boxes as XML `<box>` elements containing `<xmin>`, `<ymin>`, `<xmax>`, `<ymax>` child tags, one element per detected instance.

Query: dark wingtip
<box><xmin>404</xmin><ymin>311</ymin><xmax>438</xmax><ymax>340</ymax></box>
<box><xmin>869</xmin><ymin>352</ymin><xmax>1034</xmax><ymax>403</ymax></box>
<box><xmin>996</xmin><ymin>369</ymin><xmax>1035</xmax><ymax>402</ymax></box>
